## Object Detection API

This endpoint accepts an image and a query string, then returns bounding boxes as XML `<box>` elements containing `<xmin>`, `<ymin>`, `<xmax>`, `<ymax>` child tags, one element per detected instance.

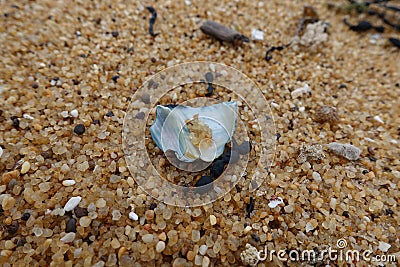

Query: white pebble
<box><xmin>62</xmin><ymin>180</ymin><xmax>76</xmax><ymax>186</ymax></box>
<box><xmin>268</xmin><ymin>197</ymin><xmax>284</xmax><ymax>208</ymax></box>
<box><xmin>209</xmin><ymin>215</ymin><xmax>217</xmax><ymax>226</ymax></box>
<box><xmin>22</xmin><ymin>114</ymin><xmax>34</xmax><ymax>120</ymax></box>
<box><xmin>21</xmin><ymin>161</ymin><xmax>31</xmax><ymax>174</ymax></box>
<box><xmin>60</xmin><ymin>232</ymin><xmax>76</xmax><ymax>243</ymax></box>
<box><xmin>251</xmin><ymin>29</ymin><xmax>264</xmax><ymax>41</ymax></box>
<box><xmin>129</xmin><ymin>211</ymin><xmax>139</xmax><ymax>221</ymax></box>
<box><xmin>60</xmin><ymin>111</ymin><xmax>69</xmax><ymax>118</ymax></box>
<box><xmin>327</xmin><ymin>142</ymin><xmax>361</xmax><ymax>161</ymax></box>
<box><xmin>0</xmin><ymin>147</ymin><xmax>3</xmax><ymax>158</ymax></box>
<box><xmin>312</xmin><ymin>172</ymin><xmax>322</xmax><ymax>182</ymax></box>
<box><xmin>70</xmin><ymin>109</ymin><xmax>79</xmax><ymax>118</ymax></box>
<box><xmin>199</xmin><ymin>245</ymin><xmax>208</xmax><ymax>255</ymax></box>
<box><xmin>156</xmin><ymin>241</ymin><xmax>166</xmax><ymax>253</ymax></box>
<box><xmin>373</xmin><ymin>115</ymin><xmax>384</xmax><ymax>124</ymax></box>
<box><xmin>291</xmin><ymin>84</ymin><xmax>311</xmax><ymax>98</ymax></box>
<box><xmin>64</xmin><ymin>196</ymin><xmax>82</xmax><ymax>211</ymax></box>
<box><xmin>378</xmin><ymin>241</ymin><xmax>391</xmax><ymax>252</ymax></box>
<box><xmin>184</xmin><ymin>0</ymin><xmax>191</xmax><ymax>6</ymax></box>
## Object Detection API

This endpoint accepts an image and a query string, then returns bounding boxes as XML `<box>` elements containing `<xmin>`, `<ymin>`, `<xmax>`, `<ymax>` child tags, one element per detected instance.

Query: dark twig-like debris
<box><xmin>146</xmin><ymin>6</ymin><xmax>158</xmax><ymax>37</ymax></box>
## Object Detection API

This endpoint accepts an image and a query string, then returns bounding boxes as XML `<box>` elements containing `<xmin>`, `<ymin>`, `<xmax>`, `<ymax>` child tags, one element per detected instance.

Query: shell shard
<box><xmin>150</xmin><ymin>102</ymin><xmax>238</xmax><ymax>162</ymax></box>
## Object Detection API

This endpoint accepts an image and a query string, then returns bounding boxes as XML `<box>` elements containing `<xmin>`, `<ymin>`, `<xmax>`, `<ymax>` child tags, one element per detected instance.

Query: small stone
<box><xmin>378</xmin><ymin>241</ymin><xmax>391</xmax><ymax>252</ymax></box>
<box><xmin>202</xmin><ymin>256</ymin><xmax>210</xmax><ymax>267</ymax></box>
<box><xmin>96</xmin><ymin>198</ymin><xmax>106</xmax><ymax>208</ymax></box>
<box><xmin>110</xmin><ymin>238</ymin><xmax>121</xmax><ymax>249</ymax></box>
<box><xmin>74</xmin><ymin>206</ymin><xmax>88</xmax><ymax>218</ymax></box>
<box><xmin>73</xmin><ymin>124</ymin><xmax>85</xmax><ymax>135</ymax></box>
<box><xmin>20</xmin><ymin>161</ymin><xmax>30</xmax><ymax>174</ymax></box>
<box><xmin>79</xmin><ymin>216</ymin><xmax>92</xmax><ymax>227</ymax></box>
<box><xmin>21</xmin><ymin>212</ymin><xmax>30</xmax><ymax>221</ymax></box>
<box><xmin>327</xmin><ymin>142</ymin><xmax>361</xmax><ymax>161</ymax></box>
<box><xmin>62</xmin><ymin>179</ymin><xmax>76</xmax><ymax>186</ymax></box>
<box><xmin>2</xmin><ymin>196</ymin><xmax>16</xmax><ymax>210</ymax></box>
<box><xmin>251</xmin><ymin>29</ymin><xmax>264</xmax><ymax>41</ymax></box>
<box><xmin>111</xmin><ymin>76</ymin><xmax>120</xmax><ymax>83</ymax></box>
<box><xmin>145</xmin><ymin>210</ymin><xmax>155</xmax><ymax>220</ymax></box>
<box><xmin>2</xmin><ymin>170</ymin><xmax>19</xmax><ymax>185</ymax></box>
<box><xmin>240</xmin><ymin>244</ymin><xmax>259</xmax><ymax>267</ymax></box>
<box><xmin>156</xmin><ymin>241</ymin><xmax>166</xmax><ymax>253</ymax></box>
<box><xmin>64</xmin><ymin>196</ymin><xmax>82</xmax><ymax>211</ymax></box>
<box><xmin>199</xmin><ymin>245</ymin><xmax>208</xmax><ymax>255</ymax></box>
<box><xmin>129</xmin><ymin>211</ymin><xmax>139</xmax><ymax>221</ymax></box>
<box><xmin>314</xmin><ymin>106</ymin><xmax>339</xmax><ymax>124</ymax></box>
<box><xmin>109</xmin><ymin>174</ymin><xmax>121</xmax><ymax>183</ymax></box>
<box><xmin>70</xmin><ymin>109</ymin><xmax>79</xmax><ymax>118</ymax></box>
<box><xmin>142</xmin><ymin>234</ymin><xmax>154</xmax><ymax>243</ymax></box>
<box><xmin>291</xmin><ymin>84</ymin><xmax>311</xmax><ymax>98</ymax></box>
<box><xmin>172</xmin><ymin>258</ymin><xmax>188</xmax><ymax>267</ymax></box>
<box><xmin>209</xmin><ymin>215</ymin><xmax>217</xmax><ymax>226</ymax></box>
<box><xmin>11</xmin><ymin>116</ymin><xmax>19</xmax><ymax>128</ymax></box>
<box><xmin>60</xmin><ymin>232</ymin><xmax>75</xmax><ymax>243</ymax></box>
<box><xmin>4</xmin><ymin>240</ymin><xmax>15</xmax><ymax>250</ymax></box>
<box><xmin>312</xmin><ymin>171</ymin><xmax>322</xmax><ymax>182</ymax></box>
<box><xmin>61</xmin><ymin>111</ymin><xmax>69</xmax><ymax>118</ymax></box>
<box><xmin>112</xmin><ymin>210</ymin><xmax>121</xmax><ymax>221</ymax></box>
<box><xmin>0</xmin><ymin>147</ymin><xmax>3</xmax><ymax>158</ymax></box>
<box><xmin>284</xmin><ymin>204</ymin><xmax>294</xmax><ymax>213</ymax></box>
<box><xmin>369</xmin><ymin>200</ymin><xmax>384</xmax><ymax>212</ymax></box>
<box><xmin>187</xmin><ymin>251</ymin><xmax>196</xmax><ymax>261</ymax></box>
<box><xmin>66</xmin><ymin>218</ymin><xmax>77</xmax><ymax>233</ymax></box>
<box><xmin>191</xmin><ymin>230</ymin><xmax>201</xmax><ymax>242</ymax></box>
<box><xmin>7</xmin><ymin>221</ymin><xmax>19</xmax><ymax>234</ymax></box>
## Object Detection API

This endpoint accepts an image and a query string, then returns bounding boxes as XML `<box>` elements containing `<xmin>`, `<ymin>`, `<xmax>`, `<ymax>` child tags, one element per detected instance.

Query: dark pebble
<box><xmin>350</xmin><ymin>21</ymin><xmax>372</xmax><ymax>32</ymax></box>
<box><xmin>141</xmin><ymin>93</ymin><xmax>150</xmax><ymax>104</ymax></box>
<box><xmin>73</xmin><ymin>124</ymin><xmax>85</xmax><ymax>135</ymax></box>
<box><xmin>251</xmin><ymin>233</ymin><xmax>260</xmax><ymax>242</ymax></box>
<box><xmin>72</xmin><ymin>79</ymin><xmax>80</xmax><ymax>85</ymax></box>
<box><xmin>16</xmin><ymin>237</ymin><xmax>26</xmax><ymax>247</ymax></box>
<box><xmin>93</xmin><ymin>119</ymin><xmax>100</xmax><ymax>125</ymax></box>
<box><xmin>74</xmin><ymin>206</ymin><xmax>88</xmax><ymax>218</ymax></box>
<box><xmin>111</xmin><ymin>31</ymin><xmax>119</xmax><ymax>38</ymax></box>
<box><xmin>210</xmin><ymin>160</ymin><xmax>225</xmax><ymax>178</ymax></box>
<box><xmin>362</xmin><ymin>170</ymin><xmax>369</xmax><ymax>175</ymax></box>
<box><xmin>7</xmin><ymin>221</ymin><xmax>19</xmax><ymax>234</ymax></box>
<box><xmin>21</xmin><ymin>212</ymin><xmax>30</xmax><ymax>221</ymax></box>
<box><xmin>342</xmin><ymin>211</ymin><xmax>350</xmax><ymax>218</ymax></box>
<box><xmin>238</xmin><ymin>141</ymin><xmax>251</xmax><ymax>155</ymax></box>
<box><xmin>245</xmin><ymin>197</ymin><xmax>254</xmax><ymax>218</ymax></box>
<box><xmin>41</xmin><ymin>148</ymin><xmax>53</xmax><ymax>159</ymax></box>
<box><xmin>111</xmin><ymin>75</ymin><xmax>120</xmax><ymax>82</ymax></box>
<box><xmin>389</xmin><ymin>38</ymin><xmax>400</xmax><ymax>48</ymax></box>
<box><xmin>106</xmin><ymin>111</ymin><xmax>114</xmax><ymax>117</ymax></box>
<box><xmin>10</xmin><ymin>116</ymin><xmax>19</xmax><ymax>128</ymax></box>
<box><xmin>205</xmin><ymin>72</ymin><xmax>213</xmax><ymax>83</ymax></box>
<box><xmin>368</xmin><ymin>156</ymin><xmax>377</xmax><ymax>162</ymax></box>
<box><xmin>66</xmin><ymin>218</ymin><xmax>77</xmax><ymax>233</ymax></box>
<box><xmin>135</xmin><ymin>112</ymin><xmax>145</xmax><ymax>120</ymax></box>
<box><xmin>149</xmin><ymin>203</ymin><xmax>157</xmax><ymax>210</ymax></box>
<box><xmin>338</xmin><ymin>84</ymin><xmax>347</xmax><ymax>89</ymax></box>
<box><xmin>374</xmin><ymin>26</ymin><xmax>384</xmax><ymax>33</ymax></box>
<box><xmin>32</xmin><ymin>83</ymin><xmax>39</xmax><ymax>89</ymax></box>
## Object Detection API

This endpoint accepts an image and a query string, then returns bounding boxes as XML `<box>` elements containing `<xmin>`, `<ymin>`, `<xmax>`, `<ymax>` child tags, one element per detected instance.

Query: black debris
<box><xmin>149</xmin><ymin>203</ymin><xmax>157</xmax><ymax>210</ymax></box>
<box><xmin>342</xmin><ymin>211</ymin><xmax>350</xmax><ymax>218</ymax></box>
<box><xmin>32</xmin><ymin>83</ymin><xmax>38</xmax><ymax>89</ymax></box>
<box><xmin>265</xmin><ymin>44</ymin><xmax>288</xmax><ymax>61</ymax></box>
<box><xmin>245</xmin><ymin>197</ymin><xmax>254</xmax><ymax>218</ymax></box>
<box><xmin>205</xmin><ymin>72</ymin><xmax>214</xmax><ymax>96</ymax></box>
<box><xmin>11</xmin><ymin>116</ymin><xmax>19</xmax><ymax>128</ymax></box>
<box><xmin>362</xmin><ymin>170</ymin><xmax>369</xmax><ymax>175</ymax></box>
<box><xmin>74</xmin><ymin>206</ymin><xmax>88</xmax><ymax>218</ymax></box>
<box><xmin>369</xmin><ymin>156</ymin><xmax>377</xmax><ymax>162</ymax></box>
<box><xmin>210</xmin><ymin>160</ymin><xmax>225</xmax><ymax>178</ymax></box>
<box><xmin>106</xmin><ymin>111</ymin><xmax>114</xmax><ymax>117</ymax></box>
<box><xmin>66</xmin><ymin>218</ymin><xmax>77</xmax><ymax>233</ymax></box>
<box><xmin>385</xmin><ymin>208</ymin><xmax>394</xmax><ymax>216</ymax></box>
<box><xmin>251</xmin><ymin>233</ymin><xmax>261</xmax><ymax>242</ymax></box>
<box><xmin>389</xmin><ymin>38</ymin><xmax>400</xmax><ymax>48</ymax></box>
<box><xmin>111</xmin><ymin>75</ymin><xmax>120</xmax><ymax>82</ymax></box>
<box><xmin>147</xmin><ymin>7</ymin><xmax>158</xmax><ymax>37</ymax></box>
<box><xmin>338</xmin><ymin>84</ymin><xmax>347</xmax><ymax>89</ymax></box>
<box><xmin>73</xmin><ymin>124</ymin><xmax>85</xmax><ymax>135</ymax></box>
<box><xmin>16</xmin><ymin>237</ymin><xmax>26</xmax><ymax>247</ymax></box>
<box><xmin>21</xmin><ymin>212</ymin><xmax>30</xmax><ymax>221</ymax></box>
<box><xmin>93</xmin><ymin>119</ymin><xmax>100</xmax><ymax>125</ymax></box>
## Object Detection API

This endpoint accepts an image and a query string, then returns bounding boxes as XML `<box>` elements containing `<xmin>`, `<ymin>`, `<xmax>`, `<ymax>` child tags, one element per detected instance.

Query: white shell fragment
<box><xmin>291</xmin><ymin>84</ymin><xmax>311</xmax><ymax>98</ymax></box>
<box><xmin>62</xmin><ymin>180</ymin><xmax>76</xmax><ymax>186</ymax></box>
<box><xmin>150</xmin><ymin>102</ymin><xmax>238</xmax><ymax>163</ymax></box>
<box><xmin>378</xmin><ymin>241</ymin><xmax>391</xmax><ymax>252</ymax></box>
<box><xmin>60</xmin><ymin>232</ymin><xmax>76</xmax><ymax>243</ymax></box>
<box><xmin>64</xmin><ymin>196</ymin><xmax>82</xmax><ymax>211</ymax></box>
<box><xmin>327</xmin><ymin>142</ymin><xmax>361</xmax><ymax>161</ymax></box>
<box><xmin>129</xmin><ymin>211</ymin><xmax>139</xmax><ymax>221</ymax></box>
<box><xmin>251</xmin><ymin>29</ymin><xmax>264</xmax><ymax>41</ymax></box>
<box><xmin>0</xmin><ymin>147</ymin><xmax>3</xmax><ymax>158</ymax></box>
<box><xmin>268</xmin><ymin>197</ymin><xmax>284</xmax><ymax>208</ymax></box>
<box><xmin>70</xmin><ymin>109</ymin><xmax>79</xmax><ymax>118</ymax></box>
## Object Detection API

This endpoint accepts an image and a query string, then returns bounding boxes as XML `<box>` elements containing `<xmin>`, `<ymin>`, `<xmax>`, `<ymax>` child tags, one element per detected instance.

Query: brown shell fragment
<box><xmin>200</xmin><ymin>20</ymin><xmax>249</xmax><ymax>44</ymax></box>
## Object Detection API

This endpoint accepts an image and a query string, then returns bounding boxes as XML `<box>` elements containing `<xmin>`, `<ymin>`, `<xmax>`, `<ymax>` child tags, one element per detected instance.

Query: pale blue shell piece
<box><xmin>149</xmin><ymin>102</ymin><xmax>238</xmax><ymax>162</ymax></box>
